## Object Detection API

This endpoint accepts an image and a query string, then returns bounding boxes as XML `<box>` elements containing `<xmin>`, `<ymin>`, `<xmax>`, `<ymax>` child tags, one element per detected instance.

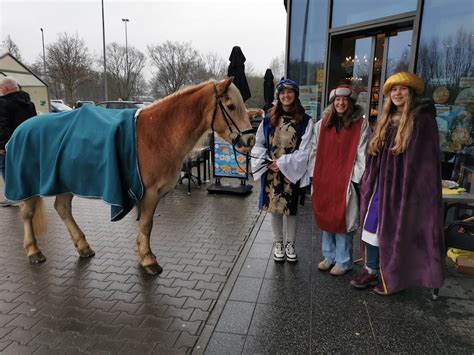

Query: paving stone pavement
<box><xmin>202</xmin><ymin>199</ymin><xmax>474</xmax><ymax>354</ymax></box>
<box><xmin>0</xmin><ymin>179</ymin><xmax>261</xmax><ymax>354</ymax></box>
<box><xmin>1</xmin><ymin>177</ymin><xmax>474</xmax><ymax>354</ymax></box>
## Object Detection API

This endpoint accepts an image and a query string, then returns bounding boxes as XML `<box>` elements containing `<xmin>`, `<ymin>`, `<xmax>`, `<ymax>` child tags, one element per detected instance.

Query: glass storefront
<box><xmin>417</xmin><ymin>0</ymin><xmax>474</xmax><ymax>155</ymax></box>
<box><xmin>288</xmin><ymin>0</ymin><xmax>328</xmax><ymax>120</ymax></box>
<box><xmin>287</xmin><ymin>0</ymin><xmax>474</xmax><ymax>159</ymax></box>
<box><xmin>332</xmin><ymin>0</ymin><xmax>417</xmax><ymax>28</ymax></box>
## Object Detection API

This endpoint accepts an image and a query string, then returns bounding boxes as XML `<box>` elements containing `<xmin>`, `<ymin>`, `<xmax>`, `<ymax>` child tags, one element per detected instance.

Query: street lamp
<box><xmin>101</xmin><ymin>0</ymin><xmax>108</xmax><ymax>100</ymax></box>
<box><xmin>122</xmin><ymin>18</ymin><xmax>129</xmax><ymax>81</ymax></box>
<box><xmin>40</xmin><ymin>28</ymin><xmax>46</xmax><ymax>81</ymax></box>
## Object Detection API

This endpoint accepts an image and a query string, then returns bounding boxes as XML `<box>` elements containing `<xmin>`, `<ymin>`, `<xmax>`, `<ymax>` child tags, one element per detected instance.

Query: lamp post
<box><xmin>40</xmin><ymin>28</ymin><xmax>46</xmax><ymax>81</ymax></box>
<box><xmin>121</xmin><ymin>18</ymin><xmax>129</xmax><ymax>82</ymax></box>
<box><xmin>101</xmin><ymin>0</ymin><xmax>108</xmax><ymax>100</ymax></box>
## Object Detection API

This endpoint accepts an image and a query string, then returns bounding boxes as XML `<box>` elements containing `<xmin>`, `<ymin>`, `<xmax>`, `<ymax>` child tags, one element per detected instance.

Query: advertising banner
<box><xmin>213</xmin><ymin>133</ymin><xmax>249</xmax><ymax>179</ymax></box>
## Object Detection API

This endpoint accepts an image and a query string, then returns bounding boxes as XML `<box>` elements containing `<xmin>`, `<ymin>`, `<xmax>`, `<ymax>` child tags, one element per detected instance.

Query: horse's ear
<box><xmin>217</xmin><ymin>77</ymin><xmax>234</xmax><ymax>95</ymax></box>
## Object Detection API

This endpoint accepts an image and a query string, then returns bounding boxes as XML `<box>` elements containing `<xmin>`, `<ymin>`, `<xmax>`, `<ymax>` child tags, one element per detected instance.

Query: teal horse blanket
<box><xmin>5</xmin><ymin>105</ymin><xmax>143</xmax><ymax>221</ymax></box>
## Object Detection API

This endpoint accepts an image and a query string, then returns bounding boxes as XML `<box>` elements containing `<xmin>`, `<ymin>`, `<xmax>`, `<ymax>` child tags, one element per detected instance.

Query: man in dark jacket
<box><xmin>0</xmin><ymin>77</ymin><xmax>37</xmax><ymax>205</ymax></box>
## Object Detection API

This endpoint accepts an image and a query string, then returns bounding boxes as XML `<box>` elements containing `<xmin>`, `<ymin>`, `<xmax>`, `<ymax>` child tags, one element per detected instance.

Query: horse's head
<box><xmin>211</xmin><ymin>77</ymin><xmax>255</xmax><ymax>153</ymax></box>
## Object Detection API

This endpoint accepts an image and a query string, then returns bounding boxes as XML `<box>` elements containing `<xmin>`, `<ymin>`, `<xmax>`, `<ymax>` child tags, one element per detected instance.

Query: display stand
<box><xmin>207</xmin><ymin>133</ymin><xmax>253</xmax><ymax>196</ymax></box>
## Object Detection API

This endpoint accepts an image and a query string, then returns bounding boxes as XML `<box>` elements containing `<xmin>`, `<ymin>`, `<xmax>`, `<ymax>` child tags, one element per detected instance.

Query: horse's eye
<box><xmin>227</xmin><ymin>104</ymin><xmax>236</xmax><ymax>111</ymax></box>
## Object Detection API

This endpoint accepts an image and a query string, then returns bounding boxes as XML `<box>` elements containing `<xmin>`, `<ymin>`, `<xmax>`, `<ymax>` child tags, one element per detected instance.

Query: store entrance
<box><xmin>327</xmin><ymin>27</ymin><xmax>413</xmax><ymax>125</ymax></box>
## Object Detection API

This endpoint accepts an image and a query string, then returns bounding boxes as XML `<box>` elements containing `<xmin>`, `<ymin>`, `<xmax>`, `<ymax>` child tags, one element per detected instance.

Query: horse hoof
<box><xmin>143</xmin><ymin>263</ymin><xmax>163</xmax><ymax>275</ymax></box>
<box><xmin>29</xmin><ymin>252</ymin><xmax>46</xmax><ymax>264</ymax></box>
<box><xmin>78</xmin><ymin>248</ymin><xmax>95</xmax><ymax>258</ymax></box>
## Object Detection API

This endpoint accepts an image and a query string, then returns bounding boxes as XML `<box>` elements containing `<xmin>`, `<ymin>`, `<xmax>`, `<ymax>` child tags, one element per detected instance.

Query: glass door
<box><xmin>327</xmin><ymin>28</ymin><xmax>413</xmax><ymax>126</ymax></box>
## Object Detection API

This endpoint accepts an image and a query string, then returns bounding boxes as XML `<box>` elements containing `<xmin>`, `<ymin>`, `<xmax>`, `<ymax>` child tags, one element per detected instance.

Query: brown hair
<box><xmin>324</xmin><ymin>99</ymin><xmax>355</xmax><ymax>129</ymax></box>
<box><xmin>268</xmin><ymin>96</ymin><xmax>305</xmax><ymax>127</ymax></box>
<box><xmin>368</xmin><ymin>88</ymin><xmax>416</xmax><ymax>155</ymax></box>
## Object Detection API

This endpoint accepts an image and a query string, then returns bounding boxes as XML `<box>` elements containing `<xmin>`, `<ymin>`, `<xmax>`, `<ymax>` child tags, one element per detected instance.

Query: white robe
<box><xmin>250</xmin><ymin>118</ymin><xmax>314</xmax><ymax>187</ymax></box>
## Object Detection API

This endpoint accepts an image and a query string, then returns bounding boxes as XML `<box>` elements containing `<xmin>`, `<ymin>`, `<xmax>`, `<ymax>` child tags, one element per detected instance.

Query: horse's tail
<box><xmin>32</xmin><ymin>197</ymin><xmax>47</xmax><ymax>236</ymax></box>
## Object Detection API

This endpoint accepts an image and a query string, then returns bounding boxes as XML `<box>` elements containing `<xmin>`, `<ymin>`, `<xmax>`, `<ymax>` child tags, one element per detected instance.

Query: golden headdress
<box><xmin>383</xmin><ymin>72</ymin><xmax>425</xmax><ymax>96</ymax></box>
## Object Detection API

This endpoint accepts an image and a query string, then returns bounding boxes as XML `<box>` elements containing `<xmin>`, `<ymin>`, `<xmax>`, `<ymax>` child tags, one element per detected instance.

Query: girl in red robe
<box><xmin>311</xmin><ymin>85</ymin><xmax>370</xmax><ymax>276</ymax></box>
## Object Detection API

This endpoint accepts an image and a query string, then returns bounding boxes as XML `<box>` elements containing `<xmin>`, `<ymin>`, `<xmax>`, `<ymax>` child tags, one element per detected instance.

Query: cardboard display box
<box><xmin>456</xmin><ymin>255</ymin><xmax>474</xmax><ymax>276</ymax></box>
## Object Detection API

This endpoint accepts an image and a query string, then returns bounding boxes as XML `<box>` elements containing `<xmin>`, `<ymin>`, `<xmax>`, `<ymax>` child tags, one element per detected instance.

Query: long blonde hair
<box><xmin>368</xmin><ymin>88</ymin><xmax>416</xmax><ymax>155</ymax></box>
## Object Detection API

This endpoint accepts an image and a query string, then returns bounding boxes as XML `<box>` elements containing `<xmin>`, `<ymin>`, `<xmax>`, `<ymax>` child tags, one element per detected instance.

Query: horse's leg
<box><xmin>136</xmin><ymin>189</ymin><xmax>162</xmax><ymax>275</ymax></box>
<box><xmin>21</xmin><ymin>197</ymin><xmax>46</xmax><ymax>264</ymax></box>
<box><xmin>54</xmin><ymin>193</ymin><xmax>95</xmax><ymax>258</ymax></box>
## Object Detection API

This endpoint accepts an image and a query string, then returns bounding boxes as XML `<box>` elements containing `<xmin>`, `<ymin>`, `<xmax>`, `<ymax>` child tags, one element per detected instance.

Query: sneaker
<box><xmin>373</xmin><ymin>283</ymin><xmax>388</xmax><ymax>296</ymax></box>
<box><xmin>317</xmin><ymin>259</ymin><xmax>334</xmax><ymax>271</ymax></box>
<box><xmin>273</xmin><ymin>242</ymin><xmax>285</xmax><ymax>261</ymax></box>
<box><xmin>329</xmin><ymin>265</ymin><xmax>347</xmax><ymax>276</ymax></box>
<box><xmin>350</xmin><ymin>269</ymin><xmax>379</xmax><ymax>289</ymax></box>
<box><xmin>285</xmin><ymin>242</ymin><xmax>297</xmax><ymax>262</ymax></box>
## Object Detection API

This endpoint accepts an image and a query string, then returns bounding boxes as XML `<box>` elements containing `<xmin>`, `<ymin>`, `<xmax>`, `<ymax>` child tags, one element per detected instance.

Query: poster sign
<box><xmin>213</xmin><ymin>133</ymin><xmax>249</xmax><ymax>179</ymax></box>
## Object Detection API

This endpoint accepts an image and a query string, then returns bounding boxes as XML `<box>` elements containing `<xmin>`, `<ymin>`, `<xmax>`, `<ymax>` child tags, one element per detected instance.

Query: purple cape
<box><xmin>360</xmin><ymin>100</ymin><xmax>445</xmax><ymax>294</ymax></box>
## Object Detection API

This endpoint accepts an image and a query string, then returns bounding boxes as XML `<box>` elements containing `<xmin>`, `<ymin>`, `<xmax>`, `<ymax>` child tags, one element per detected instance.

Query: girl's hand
<box><xmin>268</xmin><ymin>160</ymin><xmax>279</xmax><ymax>172</ymax></box>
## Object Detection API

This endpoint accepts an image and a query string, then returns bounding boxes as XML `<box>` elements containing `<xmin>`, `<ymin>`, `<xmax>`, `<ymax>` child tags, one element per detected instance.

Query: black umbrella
<box><xmin>263</xmin><ymin>68</ymin><xmax>275</xmax><ymax>112</ymax></box>
<box><xmin>227</xmin><ymin>46</ymin><xmax>251</xmax><ymax>102</ymax></box>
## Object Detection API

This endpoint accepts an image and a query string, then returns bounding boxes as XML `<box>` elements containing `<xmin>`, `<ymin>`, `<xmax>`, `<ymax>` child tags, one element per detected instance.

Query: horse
<box><xmin>5</xmin><ymin>77</ymin><xmax>255</xmax><ymax>275</ymax></box>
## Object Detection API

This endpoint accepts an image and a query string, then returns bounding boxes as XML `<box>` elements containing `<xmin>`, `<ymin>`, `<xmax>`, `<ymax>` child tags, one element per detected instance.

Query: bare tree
<box><xmin>1</xmin><ymin>35</ymin><xmax>22</xmax><ymax>61</ymax></box>
<box><xmin>268</xmin><ymin>52</ymin><xmax>285</xmax><ymax>81</ymax></box>
<box><xmin>46</xmin><ymin>32</ymin><xmax>94</xmax><ymax>104</ymax></box>
<box><xmin>201</xmin><ymin>52</ymin><xmax>227</xmax><ymax>79</ymax></box>
<box><xmin>148</xmin><ymin>41</ymin><xmax>201</xmax><ymax>96</ymax></box>
<box><xmin>105</xmin><ymin>42</ymin><xmax>147</xmax><ymax>100</ymax></box>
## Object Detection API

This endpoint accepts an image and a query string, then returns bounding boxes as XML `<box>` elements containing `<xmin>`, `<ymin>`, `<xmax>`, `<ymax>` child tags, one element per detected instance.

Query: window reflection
<box><xmin>332</xmin><ymin>0</ymin><xmax>416</xmax><ymax>28</ymax></box>
<box><xmin>417</xmin><ymin>0</ymin><xmax>474</xmax><ymax>154</ymax></box>
<box><xmin>288</xmin><ymin>0</ymin><xmax>328</xmax><ymax>120</ymax></box>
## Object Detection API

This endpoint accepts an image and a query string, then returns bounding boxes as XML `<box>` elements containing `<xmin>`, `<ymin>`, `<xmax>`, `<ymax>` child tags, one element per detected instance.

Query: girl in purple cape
<box><xmin>350</xmin><ymin>72</ymin><xmax>445</xmax><ymax>295</ymax></box>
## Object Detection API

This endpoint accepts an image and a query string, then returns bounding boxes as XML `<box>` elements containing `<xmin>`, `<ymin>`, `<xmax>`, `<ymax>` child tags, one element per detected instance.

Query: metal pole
<box><xmin>102</xmin><ymin>0</ymin><xmax>108</xmax><ymax>100</ymax></box>
<box><xmin>122</xmin><ymin>18</ymin><xmax>129</xmax><ymax>99</ymax></box>
<box><xmin>40</xmin><ymin>28</ymin><xmax>46</xmax><ymax>81</ymax></box>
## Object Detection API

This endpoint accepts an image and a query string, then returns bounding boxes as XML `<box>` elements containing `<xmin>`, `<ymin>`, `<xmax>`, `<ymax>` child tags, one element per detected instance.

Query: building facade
<box><xmin>285</xmin><ymin>0</ymin><xmax>474</xmax><ymax>160</ymax></box>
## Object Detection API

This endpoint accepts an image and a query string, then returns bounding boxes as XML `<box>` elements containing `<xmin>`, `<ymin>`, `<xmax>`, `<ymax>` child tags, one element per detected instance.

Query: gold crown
<box><xmin>383</xmin><ymin>72</ymin><xmax>424</xmax><ymax>96</ymax></box>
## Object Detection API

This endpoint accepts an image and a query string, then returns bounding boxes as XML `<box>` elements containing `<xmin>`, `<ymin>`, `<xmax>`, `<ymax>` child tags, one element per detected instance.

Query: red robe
<box><xmin>312</xmin><ymin>118</ymin><xmax>363</xmax><ymax>233</ymax></box>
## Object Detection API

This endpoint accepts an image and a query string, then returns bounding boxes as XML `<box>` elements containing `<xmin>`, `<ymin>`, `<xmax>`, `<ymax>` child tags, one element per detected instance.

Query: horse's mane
<box><xmin>145</xmin><ymin>80</ymin><xmax>215</xmax><ymax>111</ymax></box>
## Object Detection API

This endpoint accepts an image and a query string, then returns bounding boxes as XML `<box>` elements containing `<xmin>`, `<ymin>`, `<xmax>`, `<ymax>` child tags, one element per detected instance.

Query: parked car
<box><xmin>50</xmin><ymin>101</ymin><xmax>73</xmax><ymax>113</ymax></box>
<box><xmin>51</xmin><ymin>99</ymin><xmax>65</xmax><ymax>105</ymax></box>
<box><xmin>75</xmin><ymin>100</ymin><xmax>95</xmax><ymax>108</ymax></box>
<box><xmin>95</xmin><ymin>101</ymin><xmax>147</xmax><ymax>109</ymax></box>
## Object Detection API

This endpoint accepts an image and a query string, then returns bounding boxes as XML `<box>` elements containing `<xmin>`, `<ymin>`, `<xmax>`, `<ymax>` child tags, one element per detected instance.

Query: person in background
<box><xmin>251</xmin><ymin>79</ymin><xmax>313</xmax><ymax>262</ymax></box>
<box><xmin>350</xmin><ymin>71</ymin><xmax>444</xmax><ymax>295</ymax></box>
<box><xmin>310</xmin><ymin>85</ymin><xmax>369</xmax><ymax>276</ymax></box>
<box><xmin>0</xmin><ymin>77</ymin><xmax>37</xmax><ymax>206</ymax></box>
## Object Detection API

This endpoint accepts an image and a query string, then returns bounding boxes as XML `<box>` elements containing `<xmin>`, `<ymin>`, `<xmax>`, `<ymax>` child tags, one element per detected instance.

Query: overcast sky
<box><xmin>0</xmin><ymin>0</ymin><xmax>287</xmax><ymax>76</ymax></box>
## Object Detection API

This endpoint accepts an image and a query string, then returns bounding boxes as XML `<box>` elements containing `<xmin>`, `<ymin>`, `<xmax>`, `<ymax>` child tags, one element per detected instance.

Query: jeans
<box><xmin>365</xmin><ymin>242</ymin><xmax>379</xmax><ymax>271</ymax></box>
<box><xmin>322</xmin><ymin>231</ymin><xmax>354</xmax><ymax>270</ymax></box>
<box><xmin>0</xmin><ymin>153</ymin><xmax>5</xmax><ymax>182</ymax></box>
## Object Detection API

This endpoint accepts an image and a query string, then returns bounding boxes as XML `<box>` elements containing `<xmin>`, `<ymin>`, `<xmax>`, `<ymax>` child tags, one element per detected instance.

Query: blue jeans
<box><xmin>322</xmin><ymin>231</ymin><xmax>354</xmax><ymax>270</ymax></box>
<box><xmin>0</xmin><ymin>153</ymin><xmax>5</xmax><ymax>182</ymax></box>
<box><xmin>365</xmin><ymin>242</ymin><xmax>379</xmax><ymax>271</ymax></box>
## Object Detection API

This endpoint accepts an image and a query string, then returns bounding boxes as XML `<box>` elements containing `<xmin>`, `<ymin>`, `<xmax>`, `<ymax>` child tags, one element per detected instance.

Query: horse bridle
<box><xmin>211</xmin><ymin>84</ymin><xmax>254</xmax><ymax>148</ymax></box>
<box><xmin>210</xmin><ymin>83</ymin><xmax>270</xmax><ymax>174</ymax></box>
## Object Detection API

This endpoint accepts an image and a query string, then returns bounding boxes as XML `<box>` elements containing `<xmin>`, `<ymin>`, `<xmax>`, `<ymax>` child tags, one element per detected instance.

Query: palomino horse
<box><xmin>8</xmin><ymin>77</ymin><xmax>255</xmax><ymax>275</ymax></box>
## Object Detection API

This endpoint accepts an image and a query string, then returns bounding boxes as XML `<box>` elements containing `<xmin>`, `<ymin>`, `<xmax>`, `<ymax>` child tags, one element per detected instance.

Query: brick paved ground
<box><xmin>0</xmin><ymin>179</ymin><xmax>261</xmax><ymax>354</ymax></box>
<box><xmin>1</xmin><ymin>178</ymin><xmax>474</xmax><ymax>354</ymax></box>
<box><xmin>202</xmin><ymin>201</ymin><xmax>474</xmax><ymax>354</ymax></box>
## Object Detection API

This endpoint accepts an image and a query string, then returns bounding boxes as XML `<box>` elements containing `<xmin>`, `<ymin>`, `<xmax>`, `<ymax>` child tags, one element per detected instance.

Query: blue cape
<box><xmin>5</xmin><ymin>104</ymin><xmax>143</xmax><ymax>221</ymax></box>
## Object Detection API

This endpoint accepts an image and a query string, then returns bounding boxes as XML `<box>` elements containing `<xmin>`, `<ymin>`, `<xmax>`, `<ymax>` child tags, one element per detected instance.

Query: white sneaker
<box><xmin>285</xmin><ymin>242</ymin><xmax>297</xmax><ymax>262</ymax></box>
<box><xmin>273</xmin><ymin>242</ymin><xmax>285</xmax><ymax>261</ymax></box>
